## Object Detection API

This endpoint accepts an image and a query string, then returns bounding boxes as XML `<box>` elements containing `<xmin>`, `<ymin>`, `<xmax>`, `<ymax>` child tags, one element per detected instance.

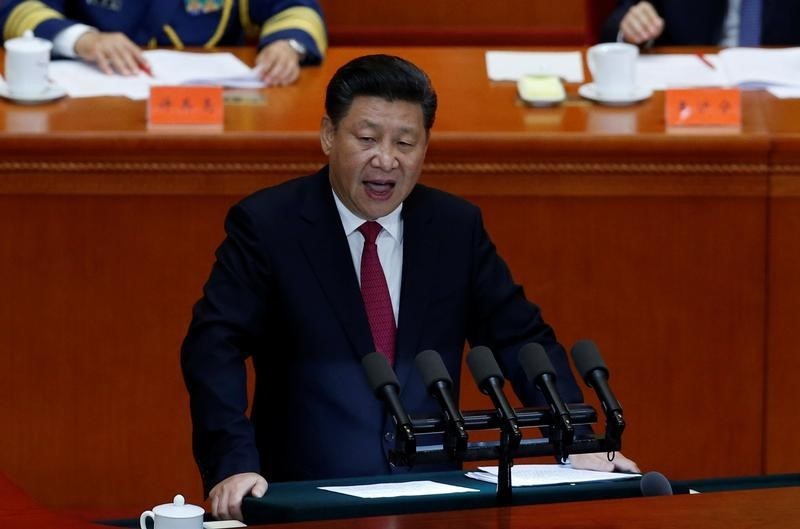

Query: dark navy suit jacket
<box><xmin>181</xmin><ymin>167</ymin><xmax>584</xmax><ymax>494</ymax></box>
<box><xmin>601</xmin><ymin>0</ymin><xmax>800</xmax><ymax>46</ymax></box>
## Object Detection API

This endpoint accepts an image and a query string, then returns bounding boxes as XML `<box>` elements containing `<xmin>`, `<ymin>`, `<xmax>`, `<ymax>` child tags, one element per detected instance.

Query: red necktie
<box><xmin>358</xmin><ymin>221</ymin><xmax>396</xmax><ymax>364</ymax></box>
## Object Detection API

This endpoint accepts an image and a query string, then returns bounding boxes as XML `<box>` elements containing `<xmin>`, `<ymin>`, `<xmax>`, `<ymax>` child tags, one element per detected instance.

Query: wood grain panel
<box><xmin>760</xmin><ymin>92</ymin><xmax>800</xmax><ymax>473</ymax></box>
<box><xmin>0</xmin><ymin>196</ymin><xmax>233</xmax><ymax>511</ymax></box>
<box><xmin>765</xmin><ymin>135</ymin><xmax>800</xmax><ymax>473</ymax></box>
<box><xmin>319</xmin><ymin>0</ymin><xmax>589</xmax><ymax>45</ymax></box>
<box><xmin>456</xmin><ymin>194</ymin><xmax>767</xmax><ymax>480</ymax></box>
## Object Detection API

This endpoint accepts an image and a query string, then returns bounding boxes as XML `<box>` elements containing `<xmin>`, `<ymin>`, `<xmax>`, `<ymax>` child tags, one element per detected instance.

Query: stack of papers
<box><xmin>465</xmin><ymin>464</ymin><xmax>639</xmax><ymax>487</ymax></box>
<box><xmin>49</xmin><ymin>50</ymin><xmax>264</xmax><ymax>100</ymax></box>
<box><xmin>636</xmin><ymin>47</ymin><xmax>800</xmax><ymax>98</ymax></box>
<box><xmin>487</xmin><ymin>47</ymin><xmax>800</xmax><ymax>98</ymax></box>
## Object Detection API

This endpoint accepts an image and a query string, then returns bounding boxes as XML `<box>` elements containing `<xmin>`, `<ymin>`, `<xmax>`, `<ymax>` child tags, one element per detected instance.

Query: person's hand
<box><xmin>74</xmin><ymin>31</ymin><xmax>149</xmax><ymax>76</ymax></box>
<box><xmin>208</xmin><ymin>472</ymin><xmax>268</xmax><ymax>521</ymax></box>
<box><xmin>619</xmin><ymin>1</ymin><xmax>665</xmax><ymax>44</ymax></box>
<box><xmin>568</xmin><ymin>452</ymin><xmax>641</xmax><ymax>473</ymax></box>
<box><xmin>255</xmin><ymin>40</ymin><xmax>302</xmax><ymax>86</ymax></box>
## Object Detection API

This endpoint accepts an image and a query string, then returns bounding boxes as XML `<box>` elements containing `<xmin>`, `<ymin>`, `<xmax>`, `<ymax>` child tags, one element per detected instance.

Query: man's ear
<box><xmin>320</xmin><ymin>115</ymin><xmax>335</xmax><ymax>155</ymax></box>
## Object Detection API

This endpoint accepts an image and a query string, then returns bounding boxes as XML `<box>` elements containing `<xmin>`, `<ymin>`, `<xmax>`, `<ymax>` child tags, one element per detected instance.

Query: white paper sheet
<box><xmin>717</xmin><ymin>47</ymin><xmax>800</xmax><ymax>88</ymax></box>
<box><xmin>466</xmin><ymin>464</ymin><xmax>639</xmax><ymax>487</ymax></box>
<box><xmin>767</xmin><ymin>86</ymin><xmax>800</xmax><ymax>98</ymax></box>
<box><xmin>48</xmin><ymin>50</ymin><xmax>264</xmax><ymax>100</ymax></box>
<box><xmin>485</xmin><ymin>51</ymin><xmax>584</xmax><ymax>83</ymax></box>
<box><xmin>633</xmin><ymin>48</ymin><xmax>800</xmax><ymax>92</ymax></box>
<box><xmin>635</xmin><ymin>54</ymin><xmax>727</xmax><ymax>90</ymax></box>
<box><xmin>318</xmin><ymin>480</ymin><xmax>480</xmax><ymax>499</ymax></box>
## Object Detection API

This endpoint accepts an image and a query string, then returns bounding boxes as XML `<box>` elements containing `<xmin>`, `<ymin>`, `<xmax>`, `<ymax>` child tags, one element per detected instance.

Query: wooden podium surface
<box><xmin>1</xmin><ymin>47</ymin><xmax>798</xmax><ymax>511</ymax></box>
<box><xmin>260</xmin><ymin>487</ymin><xmax>800</xmax><ymax>529</ymax></box>
<box><xmin>3</xmin><ymin>469</ymin><xmax>800</xmax><ymax>529</ymax></box>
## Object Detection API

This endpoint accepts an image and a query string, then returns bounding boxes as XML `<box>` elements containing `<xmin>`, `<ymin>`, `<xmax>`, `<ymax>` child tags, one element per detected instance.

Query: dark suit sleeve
<box><xmin>600</xmin><ymin>0</ymin><xmax>639</xmax><ymax>42</ymax></box>
<box><xmin>181</xmin><ymin>203</ymin><xmax>272</xmax><ymax>495</ymax></box>
<box><xmin>463</xmin><ymin>209</ymin><xmax>584</xmax><ymax>408</ymax></box>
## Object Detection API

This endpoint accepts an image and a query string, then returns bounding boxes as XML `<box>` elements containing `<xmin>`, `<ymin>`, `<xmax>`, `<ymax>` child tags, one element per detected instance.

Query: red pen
<box><xmin>139</xmin><ymin>62</ymin><xmax>154</xmax><ymax>77</ymax></box>
<box><xmin>697</xmin><ymin>53</ymin><xmax>715</xmax><ymax>70</ymax></box>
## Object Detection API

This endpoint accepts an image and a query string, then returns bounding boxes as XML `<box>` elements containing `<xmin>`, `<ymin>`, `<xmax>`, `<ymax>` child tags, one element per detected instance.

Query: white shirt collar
<box><xmin>332</xmin><ymin>190</ymin><xmax>403</xmax><ymax>242</ymax></box>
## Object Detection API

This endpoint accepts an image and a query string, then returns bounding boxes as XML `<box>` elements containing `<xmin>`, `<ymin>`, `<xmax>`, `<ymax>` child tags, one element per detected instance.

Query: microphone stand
<box><xmin>496</xmin><ymin>425</ymin><xmax>520</xmax><ymax>504</ymax></box>
<box><xmin>386</xmin><ymin>404</ymin><xmax>623</xmax><ymax>503</ymax></box>
<box><xmin>604</xmin><ymin>409</ymin><xmax>625</xmax><ymax>452</ymax></box>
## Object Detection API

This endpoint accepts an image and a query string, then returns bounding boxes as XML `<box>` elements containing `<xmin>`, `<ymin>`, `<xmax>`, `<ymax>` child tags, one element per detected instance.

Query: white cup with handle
<box><xmin>140</xmin><ymin>494</ymin><xmax>204</xmax><ymax>529</ymax></box>
<box><xmin>586</xmin><ymin>42</ymin><xmax>639</xmax><ymax>100</ymax></box>
<box><xmin>3</xmin><ymin>30</ymin><xmax>53</xmax><ymax>98</ymax></box>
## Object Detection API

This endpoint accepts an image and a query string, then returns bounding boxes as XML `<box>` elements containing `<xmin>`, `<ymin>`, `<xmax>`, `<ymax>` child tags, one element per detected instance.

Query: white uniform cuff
<box><xmin>53</xmin><ymin>24</ymin><xmax>97</xmax><ymax>58</ymax></box>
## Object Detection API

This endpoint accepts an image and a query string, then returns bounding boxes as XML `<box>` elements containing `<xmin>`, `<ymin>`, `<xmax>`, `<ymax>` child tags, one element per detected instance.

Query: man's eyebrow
<box><xmin>355</xmin><ymin>119</ymin><xmax>379</xmax><ymax>129</ymax></box>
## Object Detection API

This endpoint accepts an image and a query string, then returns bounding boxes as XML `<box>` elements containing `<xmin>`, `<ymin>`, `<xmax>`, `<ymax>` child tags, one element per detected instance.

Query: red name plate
<box><xmin>148</xmin><ymin>85</ymin><xmax>224</xmax><ymax>126</ymax></box>
<box><xmin>665</xmin><ymin>88</ymin><xmax>741</xmax><ymax>127</ymax></box>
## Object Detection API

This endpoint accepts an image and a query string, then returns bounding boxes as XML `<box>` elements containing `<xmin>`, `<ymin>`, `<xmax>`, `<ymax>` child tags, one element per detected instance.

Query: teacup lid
<box><xmin>4</xmin><ymin>30</ymin><xmax>53</xmax><ymax>53</ymax></box>
<box><xmin>152</xmin><ymin>495</ymin><xmax>204</xmax><ymax>518</ymax></box>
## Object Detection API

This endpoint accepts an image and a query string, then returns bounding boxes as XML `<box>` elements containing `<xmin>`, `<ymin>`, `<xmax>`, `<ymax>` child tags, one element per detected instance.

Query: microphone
<box><xmin>570</xmin><ymin>340</ymin><xmax>625</xmax><ymax>446</ymax></box>
<box><xmin>640</xmin><ymin>471</ymin><xmax>674</xmax><ymax>496</ymax></box>
<box><xmin>466</xmin><ymin>346</ymin><xmax>520</xmax><ymax>440</ymax></box>
<box><xmin>415</xmin><ymin>350</ymin><xmax>468</xmax><ymax>456</ymax></box>
<box><xmin>467</xmin><ymin>346</ymin><xmax>521</xmax><ymax>503</ymax></box>
<box><xmin>518</xmin><ymin>343</ymin><xmax>574</xmax><ymax>461</ymax></box>
<box><xmin>361</xmin><ymin>352</ymin><xmax>416</xmax><ymax>457</ymax></box>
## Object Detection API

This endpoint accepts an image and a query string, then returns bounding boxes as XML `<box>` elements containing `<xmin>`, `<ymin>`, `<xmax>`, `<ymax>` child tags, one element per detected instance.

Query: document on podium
<box><xmin>465</xmin><ymin>464</ymin><xmax>639</xmax><ymax>487</ymax></box>
<box><xmin>49</xmin><ymin>50</ymin><xmax>264</xmax><ymax>99</ymax></box>
<box><xmin>318</xmin><ymin>480</ymin><xmax>480</xmax><ymax>499</ymax></box>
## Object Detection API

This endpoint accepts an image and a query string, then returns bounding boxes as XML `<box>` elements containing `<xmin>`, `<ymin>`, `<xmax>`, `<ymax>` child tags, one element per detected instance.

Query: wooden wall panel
<box><xmin>765</xmin><ymin>196</ymin><xmax>800</xmax><ymax>473</ymax></box>
<box><xmin>319</xmin><ymin>0</ymin><xmax>590</xmax><ymax>45</ymax></box>
<box><xmin>0</xmin><ymin>196</ymin><xmax>235</xmax><ymax>512</ymax></box>
<box><xmin>765</xmin><ymin>140</ymin><xmax>800</xmax><ymax>474</ymax></box>
<box><xmin>456</xmin><ymin>194</ymin><xmax>767</xmax><ymax>481</ymax></box>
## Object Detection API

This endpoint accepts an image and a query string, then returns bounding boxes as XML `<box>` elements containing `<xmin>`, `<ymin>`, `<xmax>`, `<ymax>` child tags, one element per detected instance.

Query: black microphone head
<box><xmin>571</xmin><ymin>339</ymin><xmax>609</xmax><ymax>382</ymax></box>
<box><xmin>361</xmin><ymin>352</ymin><xmax>400</xmax><ymax>396</ymax></box>
<box><xmin>518</xmin><ymin>343</ymin><xmax>556</xmax><ymax>383</ymax></box>
<box><xmin>415</xmin><ymin>349</ymin><xmax>453</xmax><ymax>389</ymax></box>
<box><xmin>640</xmin><ymin>471</ymin><xmax>673</xmax><ymax>496</ymax></box>
<box><xmin>467</xmin><ymin>346</ymin><xmax>504</xmax><ymax>391</ymax></box>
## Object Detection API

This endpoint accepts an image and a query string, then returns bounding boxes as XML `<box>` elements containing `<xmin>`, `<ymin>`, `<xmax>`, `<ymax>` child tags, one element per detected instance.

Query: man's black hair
<box><xmin>325</xmin><ymin>54</ymin><xmax>437</xmax><ymax>130</ymax></box>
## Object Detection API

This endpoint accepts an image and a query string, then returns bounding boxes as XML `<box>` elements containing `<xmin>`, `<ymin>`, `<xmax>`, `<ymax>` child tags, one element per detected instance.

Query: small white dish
<box><xmin>578</xmin><ymin>82</ymin><xmax>652</xmax><ymax>106</ymax></box>
<box><xmin>0</xmin><ymin>83</ymin><xmax>67</xmax><ymax>104</ymax></box>
<box><xmin>517</xmin><ymin>74</ymin><xmax>566</xmax><ymax>107</ymax></box>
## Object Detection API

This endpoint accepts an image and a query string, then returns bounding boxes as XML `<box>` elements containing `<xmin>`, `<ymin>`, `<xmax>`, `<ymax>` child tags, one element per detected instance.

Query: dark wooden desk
<box><xmin>0</xmin><ymin>47</ymin><xmax>796</xmax><ymax>512</ymax></box>
<box><xmin>260</xmin><ymin>487</ymin><xmax>800</xmax><ymax>529</ymax></box>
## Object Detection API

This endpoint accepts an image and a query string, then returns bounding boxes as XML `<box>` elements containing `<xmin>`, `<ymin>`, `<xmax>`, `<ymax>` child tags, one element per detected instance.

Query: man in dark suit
<box><xmin>602</xmin><ymin>0</ymin><xmax>800</xmax><ymax>46</ymax></box>
<box><xmin>181</xmin><ymin>54</ymin><xmax>639</xmax><ymax>521</ymax></box>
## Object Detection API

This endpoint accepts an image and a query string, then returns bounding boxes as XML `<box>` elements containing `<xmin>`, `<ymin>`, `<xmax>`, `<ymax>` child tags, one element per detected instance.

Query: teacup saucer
<box><xmin>0</xmin><ymin>83</ymin><xmax>67</xmax><ymax>104</ymax></box>
<box><xmin>578</xmin><ymin>83</ymin><xmax>652</xmax><ymax>106</ymax></box>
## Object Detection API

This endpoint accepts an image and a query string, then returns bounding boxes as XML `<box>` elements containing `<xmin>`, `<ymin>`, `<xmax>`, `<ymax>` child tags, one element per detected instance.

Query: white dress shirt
<box><xmin>332</xmin><ymin>191</ymin><xmax>403</xmax><ymax>324</ymax></box>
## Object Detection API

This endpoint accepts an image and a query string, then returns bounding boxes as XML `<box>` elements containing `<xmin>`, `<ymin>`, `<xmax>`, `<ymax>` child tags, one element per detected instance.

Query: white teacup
<box><xmin>586</xmin><ymin>42</ymin><xmax>638</xmax><ymax>100</ymax></box>
<box><xmin>140</xmin><ymin>494</ymin><xmax>204</xmax><ymax>529</ymax></box>
<box><xmin>3</xmin><ymin>30</ymin><xmax>52</xmax><ymax>98</ymax></box>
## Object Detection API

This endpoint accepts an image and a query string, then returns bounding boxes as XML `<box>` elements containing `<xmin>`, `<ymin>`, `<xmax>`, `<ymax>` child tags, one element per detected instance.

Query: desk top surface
<box><xmin>0</xmin><ymin>46</ymin><xmax>788</xmax><ymax>141</ymax></box>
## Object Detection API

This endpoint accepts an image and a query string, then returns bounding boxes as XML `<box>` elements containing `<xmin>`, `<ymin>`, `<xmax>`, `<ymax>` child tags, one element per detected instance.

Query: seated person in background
<box><xmin>0</xmin><ymin>0</ymin><xmax>326</xmax><ymax>85</ymax></box>
<box><xmin>601</xmin><ymin>0</ymin><xmax>800</xmax><ymax>47</ymax></box>
<box><xmin>181</xmin><ymin>53</ymin><xmax>639</xmax><ymax>521</ymax></box>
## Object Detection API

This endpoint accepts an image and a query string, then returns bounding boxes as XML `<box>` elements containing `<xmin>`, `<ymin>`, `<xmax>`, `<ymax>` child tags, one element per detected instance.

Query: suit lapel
<box><xmin>298</xmin><ymin>170</ymin><xmax>374</xmax><ymax>358</ymax></box>
<box><xmin>395</xmin><ymin>186</ymin><xmax>440</xmax><ymax>389</ymax></box>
